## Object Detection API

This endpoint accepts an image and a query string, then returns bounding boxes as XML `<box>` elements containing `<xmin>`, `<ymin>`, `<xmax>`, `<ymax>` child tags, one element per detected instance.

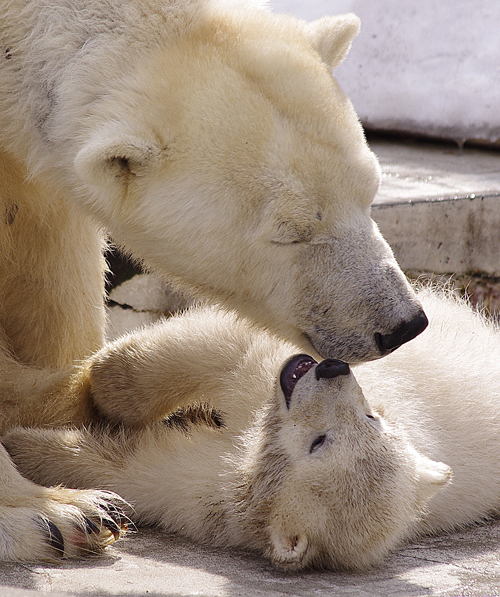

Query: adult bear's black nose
<box><xmin>315</xmin><ymin>359</ymin><xmax>350</xmax><ymax>380</ymax></box>
<box><xmin>375</xmin><ymin>309</ymin><xmax>428</xmax><ymax>353</ymax></box>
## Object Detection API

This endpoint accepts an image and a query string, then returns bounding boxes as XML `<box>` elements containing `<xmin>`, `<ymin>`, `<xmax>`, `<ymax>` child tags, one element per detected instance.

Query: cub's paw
<box><xmin>0</xmin><ymin>489</ymin><xmax>130</xmax><ymax>562</ymax></box>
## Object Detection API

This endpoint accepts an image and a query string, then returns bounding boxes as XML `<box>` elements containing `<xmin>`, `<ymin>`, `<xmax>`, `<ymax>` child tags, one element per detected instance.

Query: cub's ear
<box><xmin>415</xmin><ymin>454</ymin><xmax>452</xmax><ymax>505</ymax></box>
<box><xmin>307</xmin><ymin>14</ymin><xmax>360</xmax><ymax>69</ymax></box>
<box><xmin>269</xmin><ymin>526</ymin><xmax>309</xmax><ymax>571</ymax></box>
<box><xmin>74</xmin><ymin>135</ymin><xmax>164</xmax><ymax>189</ymax></box>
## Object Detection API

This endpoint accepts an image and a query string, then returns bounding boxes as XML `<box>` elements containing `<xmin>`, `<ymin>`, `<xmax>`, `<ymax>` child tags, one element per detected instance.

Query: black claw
<box><xmin>46</xmin><ymin>520</ymin><xmax>65</xmax><ymax>556</ymax></box>
<box><xmin>104</xmin><ymin>501</ymin><xmax>131</xmax><ymax>528</ymax></box>
<box><xmin>35</xmin><ymin>517</ymin><xmax>64</xmax><ymax>557</ymax></box>
<box><xmin>102</xmin><ymin>516</ymin><xmax>121</xmax><ymax>535</ymax></box>
<box><xmin>100</xmin><ymin>502</ymin><xmax>132</xmax><ymax>536</ymax></box>
<box><xmin>83</xmin><ymin>516</ymin><xmax>100</xmax><ymax>535</ymax></box>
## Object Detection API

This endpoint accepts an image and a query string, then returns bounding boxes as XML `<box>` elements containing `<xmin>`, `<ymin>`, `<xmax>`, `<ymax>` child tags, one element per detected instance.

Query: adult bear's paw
<box><xmin>0</xmin><ymin>488</ymin><xmax>129</xmax><ymax>562</ymax></box>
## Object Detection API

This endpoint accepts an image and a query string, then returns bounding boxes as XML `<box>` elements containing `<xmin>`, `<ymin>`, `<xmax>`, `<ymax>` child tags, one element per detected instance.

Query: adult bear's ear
<box><xmin>307</xmin><ymin>14</ymin><xmax>360</xmax><ymax>70</ymax></box>
<box><xmin>74</xmin><ymin>134</ymin><xmax>164</xmax><ymax>190</ymax></box>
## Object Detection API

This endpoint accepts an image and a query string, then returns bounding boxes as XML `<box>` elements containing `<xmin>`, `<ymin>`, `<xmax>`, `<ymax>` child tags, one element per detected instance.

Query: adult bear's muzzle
<box><xmin>375</xmin><ymin>309</ymin><xmax>429</xmax><ymax>354</ymax></box>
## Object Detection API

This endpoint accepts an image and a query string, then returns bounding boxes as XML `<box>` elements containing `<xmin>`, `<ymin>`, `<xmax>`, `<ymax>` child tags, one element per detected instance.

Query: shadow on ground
<box><xmin>2</xmin><ymin>521</ymin><xmax>500</xmax><ymax>597</ymax></box>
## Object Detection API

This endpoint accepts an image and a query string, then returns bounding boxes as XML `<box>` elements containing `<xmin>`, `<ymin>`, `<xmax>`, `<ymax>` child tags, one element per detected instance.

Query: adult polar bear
<box><xmin>0</xmin><ymin>0</ymin><xmax>426</xmax><ymax>560</ymax></box>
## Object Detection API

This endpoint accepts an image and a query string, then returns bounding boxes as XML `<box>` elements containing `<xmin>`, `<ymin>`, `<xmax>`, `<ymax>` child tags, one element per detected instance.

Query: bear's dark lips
<box><xmin>280</xmin><ymin>354</ymin><xmax>318</xmax><ymax>408</ymax></box>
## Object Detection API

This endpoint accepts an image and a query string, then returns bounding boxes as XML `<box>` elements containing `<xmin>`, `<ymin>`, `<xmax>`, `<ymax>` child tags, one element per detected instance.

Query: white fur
<box><xmin>5</xmin><ymin>289</ymin><xmax>500</xmax><ymax>571</ymax></box>
<box><xmin>0</xmin><ymin>0</ymin><xmax>423</xmax><ymax>364</ymax></box>
<box><xmin>0</xmin><ymin>0</ymin><xmax>425</xmax><ymax>562</ymax></box>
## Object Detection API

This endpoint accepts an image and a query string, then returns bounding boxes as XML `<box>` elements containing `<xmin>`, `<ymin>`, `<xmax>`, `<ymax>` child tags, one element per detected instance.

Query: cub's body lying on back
<box><xmin>5</xmin><ymin>289</ymin><xmax>500</xmax><ymax>571</ymax></box>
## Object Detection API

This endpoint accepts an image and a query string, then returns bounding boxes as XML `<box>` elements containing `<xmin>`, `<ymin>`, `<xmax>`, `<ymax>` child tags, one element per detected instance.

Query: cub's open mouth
<box><xmin>279</xmin><ymin>354</ymin><xmax>317</xmax><ymax>407</ymax></box>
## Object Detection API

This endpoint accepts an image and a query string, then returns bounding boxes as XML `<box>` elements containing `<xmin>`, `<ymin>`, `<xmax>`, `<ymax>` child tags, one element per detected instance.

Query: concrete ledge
<box><xmin>374</xmin><ymin>193</ymin><xmax>500</xmax><ymax>275</ymax></box>
<box><xmin>371</xmin><ymin>137</ymin><xmax>500</xmax><ymax>276</ymax></box>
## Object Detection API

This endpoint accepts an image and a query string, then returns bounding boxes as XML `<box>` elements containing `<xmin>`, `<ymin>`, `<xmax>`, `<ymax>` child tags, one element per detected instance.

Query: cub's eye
<box><xmin>310</xmin><ymin>434</ymin><xmax>326</xmax><ymax>454</ymax></box>
<box><xmin>366</xmin><ymin>414</ymin><xmax>376</xmax><ymax>419</ymax></box>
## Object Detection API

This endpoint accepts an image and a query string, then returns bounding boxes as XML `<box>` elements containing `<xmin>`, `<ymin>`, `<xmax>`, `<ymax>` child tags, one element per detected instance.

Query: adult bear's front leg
<box><xmin>0</xmin><ymin>442</ymin><xmax>128</xmax><ymax>561</ymax></box>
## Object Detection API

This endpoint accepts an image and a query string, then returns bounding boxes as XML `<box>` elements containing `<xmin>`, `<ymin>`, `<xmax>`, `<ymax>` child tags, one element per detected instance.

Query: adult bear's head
<box><xmin>73</xmin><ymin>4</ymin><xmax>425</xmax><ymax>362</ymax></box>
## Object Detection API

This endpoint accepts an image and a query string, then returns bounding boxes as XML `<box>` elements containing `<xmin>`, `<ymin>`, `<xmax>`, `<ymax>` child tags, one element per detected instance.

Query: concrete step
<box><xmin>371</xmin><ymin>136</ymin><xmax>500</xmax><ymax>276</ymax></box>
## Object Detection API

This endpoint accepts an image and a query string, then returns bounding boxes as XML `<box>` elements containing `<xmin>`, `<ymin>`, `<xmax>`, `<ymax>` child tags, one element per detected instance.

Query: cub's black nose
<box><xmin>375</xmin><ymin>309</ymin><xmax>428</xmax><ymax>353</ymax></box>
<box><xmin>315</xmin><ymin>359</ymin><xmax>350</xmax><ymax>380</ymax></box>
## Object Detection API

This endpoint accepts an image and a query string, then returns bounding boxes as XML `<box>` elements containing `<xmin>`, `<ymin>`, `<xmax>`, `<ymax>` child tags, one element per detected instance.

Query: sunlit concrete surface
<box><xmin>372</xmin><ymin>139</ymin><xmax>500</xmax><ymax>204</ymax></box>
<box><xmin>2</xmin><ymin>523</ymin><xmax>500</xmax><ymax>597</ymax></box>
<box><xmin>370</xmin><ymin>138</ymin><xmax>500</xmax><ymax>276</ymax></box>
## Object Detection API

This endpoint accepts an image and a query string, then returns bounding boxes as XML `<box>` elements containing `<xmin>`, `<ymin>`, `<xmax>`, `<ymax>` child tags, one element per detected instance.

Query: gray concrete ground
<box><xmin>2</xmin><ymin>137</ymin><xmax>500</xmax><ymax>597</ymax></box>
<box><xmin>3</xmin><ymin>523</ymin><xmax>500</xmax><ymax>597</ymax></box>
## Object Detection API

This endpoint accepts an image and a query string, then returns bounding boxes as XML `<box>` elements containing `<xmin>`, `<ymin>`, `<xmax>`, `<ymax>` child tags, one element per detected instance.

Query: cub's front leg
<box><xmin>89</xmin><ymin>307</ymin><xmax>259</xmax><ymax>427</ymax></box>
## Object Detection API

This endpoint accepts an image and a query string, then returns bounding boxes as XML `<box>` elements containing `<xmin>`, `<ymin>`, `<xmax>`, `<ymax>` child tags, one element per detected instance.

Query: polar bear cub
<box><xmin>5</xmin><ymin>288</ymin><xmax>500</xmax><ymax>571</ymax></box>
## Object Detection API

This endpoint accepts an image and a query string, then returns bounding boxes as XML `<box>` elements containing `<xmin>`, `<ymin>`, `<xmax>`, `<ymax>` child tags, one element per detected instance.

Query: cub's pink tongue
<box><xmin>280</xmin><ymin>354</ymin><xmax>317</xmax><ymax>408</ymax></box>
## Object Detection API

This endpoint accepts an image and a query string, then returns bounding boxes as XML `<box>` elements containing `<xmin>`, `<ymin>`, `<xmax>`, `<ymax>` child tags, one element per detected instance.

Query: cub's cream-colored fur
<box><xmin>0</xmin><ymin>0</ymin><xmax>426</xmax><ymax>560</ymax></box>
<box><xmin>5</xmin><ymin>289</ymin><xmax>500</xmax><ymax>571</ymax></box>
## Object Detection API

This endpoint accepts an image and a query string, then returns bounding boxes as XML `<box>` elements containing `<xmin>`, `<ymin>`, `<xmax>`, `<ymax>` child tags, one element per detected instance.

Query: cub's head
<box><xmin>243</xmin><ymin>354</ymin><xmax>451</xmax><ymax>572</ymax></box>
